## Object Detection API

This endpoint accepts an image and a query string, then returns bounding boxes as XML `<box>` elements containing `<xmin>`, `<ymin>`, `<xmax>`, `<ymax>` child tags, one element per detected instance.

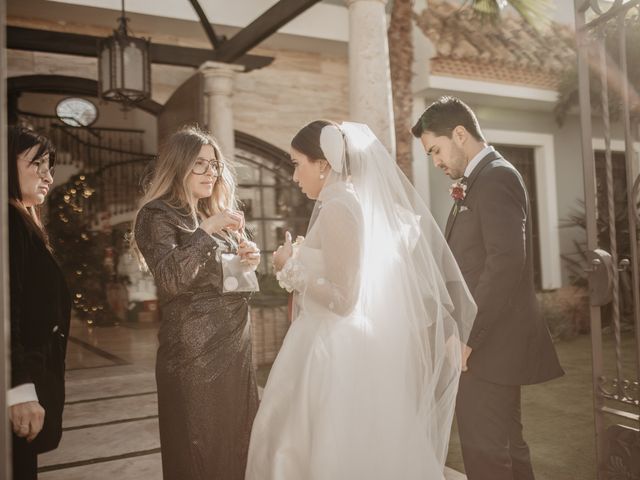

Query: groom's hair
<box><xmin>411</xmin><ymin>96</ymin><xmax>485</xmax><ymax>142</ymax></box>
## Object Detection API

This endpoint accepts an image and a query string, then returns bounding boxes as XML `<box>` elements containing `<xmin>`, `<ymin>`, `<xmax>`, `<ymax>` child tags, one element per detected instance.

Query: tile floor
<box><xmin>38</xmin><ymin>318</ymin><xmax>467</xmax><ymax>479</ymax></box>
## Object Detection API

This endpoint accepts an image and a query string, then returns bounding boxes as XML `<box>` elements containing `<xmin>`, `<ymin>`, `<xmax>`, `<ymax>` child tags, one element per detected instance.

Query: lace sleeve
<box><xmin>287</xmin><ymin>199</ymin><xmax>362</xmax><ymax>317</ymax></box>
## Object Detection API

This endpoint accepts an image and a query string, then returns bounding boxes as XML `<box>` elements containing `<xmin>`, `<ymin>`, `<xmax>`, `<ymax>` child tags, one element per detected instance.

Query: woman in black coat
<box><xmin>7</xmin><ymin>126</ymin><xmax>71</xmax><ymax>479</ymax></box>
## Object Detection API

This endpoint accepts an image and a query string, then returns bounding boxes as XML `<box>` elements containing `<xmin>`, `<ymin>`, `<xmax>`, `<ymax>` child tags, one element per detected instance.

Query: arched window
<box><xmin>234</xmin><ymin>132</ymin><xmax>313</xmax><ymax>274</ymax></box>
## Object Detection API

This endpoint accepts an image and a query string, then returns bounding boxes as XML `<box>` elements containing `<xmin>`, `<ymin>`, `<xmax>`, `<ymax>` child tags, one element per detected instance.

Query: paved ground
<box><xmin>42</xmin><ymin>318</ymin><xmax>636</xmax><ymax>479</ymax></box>
<box><xmin>448</xmin><ymin>332</ymin><xmax>638</xmax><ymax>480</ymax></box>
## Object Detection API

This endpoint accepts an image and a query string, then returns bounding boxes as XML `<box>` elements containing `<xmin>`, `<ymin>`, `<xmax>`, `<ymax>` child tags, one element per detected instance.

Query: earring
<box><xmin>320</xmin><ymin>173</ymin><xmax>325</xmax><ymax>180</ymax></box>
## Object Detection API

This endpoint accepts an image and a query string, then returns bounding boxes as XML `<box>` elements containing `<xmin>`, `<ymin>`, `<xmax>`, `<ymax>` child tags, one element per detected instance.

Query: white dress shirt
<box><xmin>464</xmin><ymin>145</ymin><xmax>495</xmax><ymax>179</ymax></box>
<box><xmin>7</xmin><ymin>383</ymin><xmax>38</xmax><ymax>407</ymax></box>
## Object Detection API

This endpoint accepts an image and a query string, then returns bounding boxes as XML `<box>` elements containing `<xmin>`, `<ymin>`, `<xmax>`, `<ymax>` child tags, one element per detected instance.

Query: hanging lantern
<box><xmin>98</xmin><ymin>0</ymin><xmax>151</xmax><ymax>105</ymax></box>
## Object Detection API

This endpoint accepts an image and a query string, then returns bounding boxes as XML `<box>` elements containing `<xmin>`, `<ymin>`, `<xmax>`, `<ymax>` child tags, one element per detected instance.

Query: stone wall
<box><xmin>233</xmin><ymin>46</ymin><xmax>349</xmax><ymax>152</ymax></box>
<box><xmin>7</xmin><ymin>20</ymin><xmax>349</xmax><ymax>153</ymax></box>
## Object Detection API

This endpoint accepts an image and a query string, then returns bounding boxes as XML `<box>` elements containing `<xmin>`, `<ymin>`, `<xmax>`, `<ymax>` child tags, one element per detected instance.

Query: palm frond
<box><xmin>464</xmin><ymin>0</ymin><xmax>554</xmax><ymax>29</ymax></box>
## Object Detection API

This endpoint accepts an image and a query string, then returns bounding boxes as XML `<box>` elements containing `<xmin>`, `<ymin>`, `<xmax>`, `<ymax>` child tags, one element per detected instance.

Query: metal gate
<box><xmin>574</xmin><ymin>1</ymin><xmax>640</xmax><ymax>478</ymax></box>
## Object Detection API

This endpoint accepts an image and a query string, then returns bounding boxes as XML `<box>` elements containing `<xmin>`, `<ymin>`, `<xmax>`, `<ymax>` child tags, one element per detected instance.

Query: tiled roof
<box><xmin>415</xmin><ymin>0</ymin><xmax>576</xmax><ymax>89</ymax></box>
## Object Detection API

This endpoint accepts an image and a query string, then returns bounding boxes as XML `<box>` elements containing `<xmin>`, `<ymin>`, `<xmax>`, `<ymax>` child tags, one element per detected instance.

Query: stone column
<box><xmin>345</xmin><ymin>0</ymin><xmax>395</xmax><ymax>157</ymax></box>
<box><xmin>199</xmin><ymin>61</ymin><xmax>244</xmax><ymax>161</ymax></box>
<box><xmin>412</xmin><ymin>95</ymin><xmax>430</xmax><ymax>206</ymax></box>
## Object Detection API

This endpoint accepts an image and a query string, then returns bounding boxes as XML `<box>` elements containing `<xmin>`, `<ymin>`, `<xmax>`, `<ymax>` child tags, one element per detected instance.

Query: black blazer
<box><xmin>446</xmin><ymin>151</ymin><xmax>564</xmax><ymax>386</ymax></box>
<box><xmin>9</xmin><ymin>204</ymin><xmax>71</xmax><ymax>453</ymax></box>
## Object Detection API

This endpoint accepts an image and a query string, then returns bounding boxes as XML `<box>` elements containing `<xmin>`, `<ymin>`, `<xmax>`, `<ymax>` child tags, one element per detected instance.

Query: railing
<box><xmin>17</xmin><ymin>111</ymin><xmax>156</xmax><ymax>225</ymax></box>
<box><xmin>574</xmin><ymin>1</ymin><xmax>640</xmax><ymax>478</ymax></box>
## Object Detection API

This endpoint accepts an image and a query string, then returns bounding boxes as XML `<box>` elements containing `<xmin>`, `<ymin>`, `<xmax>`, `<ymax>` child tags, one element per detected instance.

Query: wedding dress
<box><xmin>245</xmin><ymin>123</ymin><xmax>476</xmax><ymax>480</ymax></box>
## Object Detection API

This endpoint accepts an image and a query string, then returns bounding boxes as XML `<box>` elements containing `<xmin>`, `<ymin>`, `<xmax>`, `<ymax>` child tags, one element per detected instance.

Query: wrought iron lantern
<box><xmin>98</xmin><ymin>0</ymin><xmax>151</xmax><ymax>105</ymax></box>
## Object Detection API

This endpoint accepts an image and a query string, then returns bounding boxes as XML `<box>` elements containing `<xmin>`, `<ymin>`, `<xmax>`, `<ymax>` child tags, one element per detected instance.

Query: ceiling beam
<box><xmin>212</xmin><ymin>0</ymin><xmax>322</xmax><ymax>63</ymax></box>
<box><xmin>6</xmin><ymin>26</ymin><xmax>273</xmax><ymax>71</ymax></box>
<box><xmin>7</xmin><ymin>75</ymin><xmax>163</xmax><ymax>115</ymax></box>
<box><xmin>188</xmin><ymin>0</ymin><xmax>223</xmax><ymax>50</ymax></box>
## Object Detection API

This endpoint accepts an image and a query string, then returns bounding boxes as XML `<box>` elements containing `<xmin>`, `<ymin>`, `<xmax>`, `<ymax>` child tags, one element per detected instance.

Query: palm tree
<box><xmin>388</xmin><ymin>0</ymin><xmax>551</xmax><ymax>182</ymax></box>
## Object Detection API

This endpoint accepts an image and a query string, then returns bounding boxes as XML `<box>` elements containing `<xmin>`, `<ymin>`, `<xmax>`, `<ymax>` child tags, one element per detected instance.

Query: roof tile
<box><xmin>415</xmin><ymin>0</ymin><xmax>576</xmax><ymax>89</ymax></box>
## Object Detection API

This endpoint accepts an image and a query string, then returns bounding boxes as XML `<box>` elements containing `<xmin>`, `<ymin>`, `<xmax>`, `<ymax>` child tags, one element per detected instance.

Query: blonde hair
<box><xmin>133</xmin><ymin>126</ymin><xmax>241</xmax><ymax>263</ymax></box>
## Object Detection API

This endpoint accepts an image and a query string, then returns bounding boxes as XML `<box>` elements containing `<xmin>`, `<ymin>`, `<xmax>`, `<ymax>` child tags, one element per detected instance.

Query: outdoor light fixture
<box><xmin>98</xmin><ymin>0</ymin><xmax>151</xmax><ymax>106</ymax></box>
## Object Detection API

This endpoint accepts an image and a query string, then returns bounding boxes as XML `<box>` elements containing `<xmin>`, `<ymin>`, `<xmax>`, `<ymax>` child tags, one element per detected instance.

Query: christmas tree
<box><xmin>47</xmin><ymin>174</ymin><xmax>118</xmax><ymax>325</ymax></box>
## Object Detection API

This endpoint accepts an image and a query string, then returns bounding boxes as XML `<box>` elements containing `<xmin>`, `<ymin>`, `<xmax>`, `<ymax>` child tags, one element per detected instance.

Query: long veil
<box><xmin>295</xmin><ymin>122</ymin><xmax>477</xmax><ymax>476</ymax></box>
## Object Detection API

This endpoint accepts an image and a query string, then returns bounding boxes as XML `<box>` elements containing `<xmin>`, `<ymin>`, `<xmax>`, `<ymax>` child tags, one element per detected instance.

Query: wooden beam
<box><xmin>212</xmin><ymin>0</ymin><xmax>322</xmax><ymax>63</ymax></box>
<box><xmin>6</xmin><ymin>26</ymin><xmax>273</xmax><ymax>71</ymax></box>
<box><xmin>188</xmin><ymin>0</ymin><xmax>223</xmax><ymax>49</ymax></box>
<box><xmin>8</xmin><ymin>26</ymin><xmax>97</xmax><ymax>56</ymax></box>
<box><xmin>8</xmin><ymin>75</ymin><xmax>163</xmax><ymax>115</ymax></box>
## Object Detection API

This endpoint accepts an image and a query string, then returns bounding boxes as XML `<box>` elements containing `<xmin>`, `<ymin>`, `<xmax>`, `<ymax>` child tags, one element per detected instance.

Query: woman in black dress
<box><xmin>8</xmin><ymin>126</ymin><xmax>71</xmax><ymax>479</ymax></box>
<box><xmin>133</xmin><ymin>126</ymin><xmax>260</xmax><ymax>480</ymax></box>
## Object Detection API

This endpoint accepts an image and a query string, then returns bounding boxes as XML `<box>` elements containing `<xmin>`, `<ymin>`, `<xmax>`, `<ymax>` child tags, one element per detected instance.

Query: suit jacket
<box><xmin>446</xmin><ymin>151</ymin><xmax>564</xmax><ymax>386</ymax></box>
<box><xmin>9</xmin><ymin>204</ymin><xmax>71</xmax><ymax>453</ymax></box>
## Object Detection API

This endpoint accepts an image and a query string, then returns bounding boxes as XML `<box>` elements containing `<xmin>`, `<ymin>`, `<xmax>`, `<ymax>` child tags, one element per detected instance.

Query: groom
<box><xmin>412</xmin><ymin>96</ymin><xmax>563</xmax><ymax>480</ymax></box>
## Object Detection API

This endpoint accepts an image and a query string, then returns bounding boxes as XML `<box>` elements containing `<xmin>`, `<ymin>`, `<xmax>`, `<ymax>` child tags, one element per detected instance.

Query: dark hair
<box><xmin>8</xmin><ymin>126</ymin><xmax>57</xmax><ymax>246</ymax></box>
<box><xmin>291</xmin><ymin>120</ymin><xmax>335</xmax><ymax>161</ymax></box>
<box><xmin>411</xmin><ymin>96</ymin><xmax>485</xmax><ymax>142</ymax></box>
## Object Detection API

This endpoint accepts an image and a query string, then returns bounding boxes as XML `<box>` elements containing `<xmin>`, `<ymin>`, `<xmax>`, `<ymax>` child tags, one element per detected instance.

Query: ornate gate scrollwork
<box><xmin>575</xmin><ymin>1</ymin><xmax>640</xmax><ymax>478</ymax></box>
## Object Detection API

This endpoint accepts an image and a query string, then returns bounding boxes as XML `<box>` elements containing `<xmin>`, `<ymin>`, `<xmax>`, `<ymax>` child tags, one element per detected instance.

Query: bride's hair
<box><xmin>291</xmin><ymin>120</ymin><xmax>338</xmax><ymax>161</ymax></box>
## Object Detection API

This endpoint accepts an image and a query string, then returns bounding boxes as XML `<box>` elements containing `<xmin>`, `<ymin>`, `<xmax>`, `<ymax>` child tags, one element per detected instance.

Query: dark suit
<box><xmin>445</xmin><ymin>150</ymin><xmax>563</xmax><ymax>480</ymax></box>
<box><xmin>9</xmin><ymin>204</ymin><xmax>71</xmax><ymax>479</ymax></box>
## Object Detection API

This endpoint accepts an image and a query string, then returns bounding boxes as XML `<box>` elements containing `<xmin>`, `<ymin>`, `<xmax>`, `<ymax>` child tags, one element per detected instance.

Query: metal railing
<box><xmin>574</xmin><ymin>1</ymin><xmax>640</xmax><ymax>477</ymax></box>
<box><xmin>17</xmin><ymin>111</ymin><xmax>155</xmax><ymax>225</ymax></box>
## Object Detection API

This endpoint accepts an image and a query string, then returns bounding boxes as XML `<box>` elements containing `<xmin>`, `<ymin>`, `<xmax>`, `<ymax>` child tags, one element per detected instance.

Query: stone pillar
<box><xmin>199</xmin><ymin>61</ymin><xmax>244</xmax><ymax>161</ymax></box>
<box><xmin>345</xmin><ymin>0</ymin><xmax>395</xmax><ymax>157</ymax></box>
<box><xmin>412</xmin><ymin>95</ymin><xmax>430</xmax><ymax>207</ymax></box>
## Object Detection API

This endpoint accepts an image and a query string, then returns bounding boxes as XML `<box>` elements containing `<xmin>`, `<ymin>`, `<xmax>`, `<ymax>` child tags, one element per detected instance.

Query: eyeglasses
<box><xmin>192</xmin><ymin>158</ymin><xmax>224</xmax><ymax>176</ymax></box>
<box><xmin>32</xmin><ymin>159</ymin><xmax>55</xmax><ymax>178</ymax></box>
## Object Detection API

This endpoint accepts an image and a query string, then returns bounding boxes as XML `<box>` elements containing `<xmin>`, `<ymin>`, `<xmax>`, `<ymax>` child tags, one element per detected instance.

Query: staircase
<box><xmin>18</xmin><ymin>111</ymin><xmax>156</xmax><ymax>227</ymax></box>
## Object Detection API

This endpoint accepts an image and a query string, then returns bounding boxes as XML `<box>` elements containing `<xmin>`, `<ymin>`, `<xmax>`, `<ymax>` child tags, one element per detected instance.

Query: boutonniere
<box><xmin>449</xmin><ymin>181</ymin><xmax>467</xmax><ymax>202</ymax></box>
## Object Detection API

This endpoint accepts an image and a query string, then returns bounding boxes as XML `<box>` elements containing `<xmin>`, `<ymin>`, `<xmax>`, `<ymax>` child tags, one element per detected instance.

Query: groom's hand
<box><xmin>462</xmin><ymin>344</ymin><xmax>473</xmax><ymax>372</ymax></box>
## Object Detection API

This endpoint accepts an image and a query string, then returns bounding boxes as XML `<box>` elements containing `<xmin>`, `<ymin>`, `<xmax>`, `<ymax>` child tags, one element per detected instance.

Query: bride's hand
<box><xmin>273</xmin><ymin>231</ymin><xmax>293</xmax><ymax>272</ymax></box>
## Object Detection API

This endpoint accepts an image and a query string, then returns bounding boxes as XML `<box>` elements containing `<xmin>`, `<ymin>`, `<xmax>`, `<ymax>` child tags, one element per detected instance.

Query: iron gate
<box><xmin>575</xmin><ymin>1</ymin><xmax>640</xmax><ymax>478</ymax></box>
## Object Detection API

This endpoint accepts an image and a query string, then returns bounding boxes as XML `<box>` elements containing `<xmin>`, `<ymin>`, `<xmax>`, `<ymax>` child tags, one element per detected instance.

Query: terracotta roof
<box><xmin>414</xmin><ymin>0</ymin><xmax>576</xmax><ymax>89</ymax></box>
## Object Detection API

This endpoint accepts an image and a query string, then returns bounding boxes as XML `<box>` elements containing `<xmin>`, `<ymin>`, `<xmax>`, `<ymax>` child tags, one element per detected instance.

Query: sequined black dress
<box><xmin>134</xmin><ymin>199</ymin><xmax>259</xmax><ymax>480</ymax></box>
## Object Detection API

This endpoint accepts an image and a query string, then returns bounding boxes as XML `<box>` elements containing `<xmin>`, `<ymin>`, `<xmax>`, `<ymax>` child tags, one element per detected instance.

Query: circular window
<box><xmin>56</xmin><ymin>97</ymin><xmax>98</xmax><ymax>127</ymax></box>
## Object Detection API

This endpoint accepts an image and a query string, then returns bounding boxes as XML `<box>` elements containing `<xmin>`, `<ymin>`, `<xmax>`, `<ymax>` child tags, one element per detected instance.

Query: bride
<box><xmin>245</xmin><ymin>121</ymin><xmax>476</xmax><ymax>479</ymax></box>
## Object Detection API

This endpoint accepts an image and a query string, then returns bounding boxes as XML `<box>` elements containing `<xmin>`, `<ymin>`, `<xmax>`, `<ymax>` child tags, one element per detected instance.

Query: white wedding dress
<box><xmin>245</xmin><ymin>123</ymin><xmax>476</xmax><ymax>480</ymax></box>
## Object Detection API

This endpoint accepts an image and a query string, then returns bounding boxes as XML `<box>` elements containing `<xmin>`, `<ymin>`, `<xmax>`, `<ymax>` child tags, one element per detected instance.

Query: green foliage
<box><xmin>537</xmin><ymin>287</ymin><xmax>589</xmax><ymax>340</ymax></box>
<box><xmin>561</xmin><ymin>201</ymin><xmax>638</xmax><ymax>328</ymax></box>
<box><xmin>464</xmin><ymin>0</ymin><xmax>554</xmax><ymax>29</ymax></box>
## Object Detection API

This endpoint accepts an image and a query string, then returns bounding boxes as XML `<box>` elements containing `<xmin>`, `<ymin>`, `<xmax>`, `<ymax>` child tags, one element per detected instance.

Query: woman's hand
<box><xmin>273</xmin><ymin>231</ymin><xmax>293</xmax><ymax>272</ymax></box>
<box><xmin>239</xmin><ymin>240</ymin><xmax>261</xmax><ymax>268</ymax></box>
<box><xmin>10</xmin><ymin>401</ymin><xmax>45</xmax><ymax>442</ymax></box>
<box><xmin>462</xmin><ymin>344</ymin><xmax>472</xmax><ymax>372</ymax></box>
<box><xmin>200</xmin><ymin>209</ymin><xmax>244</xmax><ymax>235</ymax></box>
